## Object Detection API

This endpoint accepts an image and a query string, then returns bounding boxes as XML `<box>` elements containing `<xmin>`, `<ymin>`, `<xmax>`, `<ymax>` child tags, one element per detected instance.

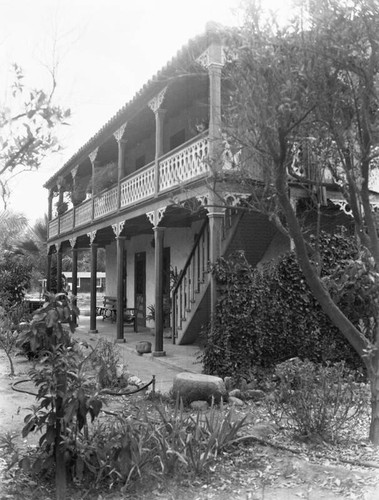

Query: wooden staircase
<box><xmin>172</xmin><ymin>209</ymin><xmax>241</xmax><ymax>345</ymax></box>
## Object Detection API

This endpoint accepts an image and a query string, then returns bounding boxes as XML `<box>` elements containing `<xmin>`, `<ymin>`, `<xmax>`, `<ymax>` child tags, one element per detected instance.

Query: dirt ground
<box><xmin>1</xmin><ymin>349</ymin><xmax>379</xmax><ymax>500</ymax></box>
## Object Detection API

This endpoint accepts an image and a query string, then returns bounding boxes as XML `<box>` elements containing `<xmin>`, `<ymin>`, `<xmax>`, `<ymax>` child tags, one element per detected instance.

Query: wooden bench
<box><xmin>96</xmin><ymin>296</ymin><xmax>138</xmax><ymax>332</ymax></box>
<box><xmin>98</xmin><ymin>296</ymin><xmax>117</xmax><ymax>323</ymax></box>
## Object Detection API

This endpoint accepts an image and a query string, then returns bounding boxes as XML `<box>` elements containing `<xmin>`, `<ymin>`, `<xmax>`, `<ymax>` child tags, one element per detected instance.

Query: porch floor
<box><xmin>74</xmin><ymin>316</ymin><xmax>203</xmax><ymax>394</ymax></box>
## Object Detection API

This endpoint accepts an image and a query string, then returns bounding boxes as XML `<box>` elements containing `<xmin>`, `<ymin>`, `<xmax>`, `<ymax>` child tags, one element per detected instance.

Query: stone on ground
<box><xmin>190</xmin><ymin>400</ymin><xmax>210</xmax><ymax>411</ymax></box>
<box><xmin>173</xmin><ymin>372</ymin><xmax>227</xmax><ymax>404</ymax></box>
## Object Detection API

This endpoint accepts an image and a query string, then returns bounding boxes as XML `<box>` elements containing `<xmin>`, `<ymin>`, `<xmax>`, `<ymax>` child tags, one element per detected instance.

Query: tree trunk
<box><xmin>369</xmin><ymin>350</ymin><xmax>379</xmax><ymax>446</ymax></box>
<box><xmin>369</xmin><ymin>377</ymin><xmax>379</xmax><ymax>445</ymax></box>
<box><xmin>5</xmin><ymin>349</ymin><xmax>15</xmax><ymax>377</ymax></box>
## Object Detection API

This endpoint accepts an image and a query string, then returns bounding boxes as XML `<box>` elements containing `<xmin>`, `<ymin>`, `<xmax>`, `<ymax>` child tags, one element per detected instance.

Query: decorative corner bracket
<box><xmin>112</xmin><ymin>221</ymin><xmax>125</xmax><ymax>238</ymax></box>
<box><xmin>329</xmin><ymin>199</ymin><xmax>354</xmax><ymax>217</ymax></box>
<box><xmin>224</xmin><ymin>193</ymin><xmax>249</xmax><ymax>207</ymax></box>
<box><xmin>69</xmin><ymin>237</ymin><xmax>77</xmax><ymax>248</ymax></box>
<box><xmin>196</xmin><ymin>194</ymin><xmax>209</xmax><ymax>208</ymax></box>
<box><xmin>113</xmin><ymin>122</ymin><xmax>127</xmax><ymax>142</ymax></box>
<box><xmin>89</xmin><ymin>148</ymin><xmax>99</xmax><ymax>165</ymax></box>
<box><xmin>148</xmin><ymin>86</ymin><xmax>168</xmax><ymax>113</ymax></box>
<box><xmin>87</xmin><ymin>230</ymin><xmax>97</xmax><ymax>244</ymax></box>
<box><xmin>146</xmin><ymin>207</ymin><xmax>167</xmax><ymax>228</ymax></box>
<box><xmin>71</xmin><ymin>166</ymin><xmax>79</xmax><ymax>180</ymax></box>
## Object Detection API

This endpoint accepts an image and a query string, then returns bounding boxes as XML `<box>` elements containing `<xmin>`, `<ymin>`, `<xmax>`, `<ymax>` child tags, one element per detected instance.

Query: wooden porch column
<box><xmin>199</xmin><ymin>36</ymin><xmax>223</xmax><ymax>161</ymax></box>
<box><xmin>207</xmin><ymin>209</ymin><xmax>224</xmax><ymax>316</ymax></box>
<box><xmin>71</xmin><ymin>167</ymin><xmax>78</xmax><ymax>227</ymax></box>
<box><xmin>116</xmin><ymin>235</ymin><xmax>126</xmax><ymax>342</ymax></box>
<box><xmin>71</xmin><ymin>246</ymin><xmax>78</xmax><ymax>299</ymax></box>
<box><xmin>114</xmin><ymin>124</ymin><xmax>127</xmax><ymax>210</ymax></box>
<box><xmin>48</xmin><ymin>190</ymin><xmax>53</xmax><ymax>221</ymax></box>
<box><xmin>89</xmin><ymin>148</ymin><xmax>99</xmax><ymax>221</ymax></box>
<box><xmin>71</xmin><ymin>242</ymin><xmax>78</xmax><ymax>325</ymax></box>
<box><xmin>89</xmin><ymin>232</ymin><xmax>98</xmax><ymax>333</ymax></box>
<box><xmin>153</xmin><ymin>226</ymin><xmax>166</xmax><ymax>356</ymax></box>
<box><xmin>208</xmin><ymin>62</ymin><xmax>223</xmax><ymax>151</ymax></box>
<box><xmin>46</xmin><ymin>252</ymin><xmax>52</xmax><ymax>293</ymax></box>
<box><xmin>148</xmin><ymin>87</ymin><xmax>167</xmax><ymax>196</ymax></box>
<box><xmin>56</xmin><ymin>244</ymin><xmax>63</xmax><ymax>293</ymax></box>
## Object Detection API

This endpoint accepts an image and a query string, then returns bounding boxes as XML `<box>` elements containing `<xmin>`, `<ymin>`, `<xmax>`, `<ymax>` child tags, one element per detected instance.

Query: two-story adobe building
<box><xmin>43</xmin><ymin>22</ymin><xmax>379</xmax><ymax>355</ymax></box>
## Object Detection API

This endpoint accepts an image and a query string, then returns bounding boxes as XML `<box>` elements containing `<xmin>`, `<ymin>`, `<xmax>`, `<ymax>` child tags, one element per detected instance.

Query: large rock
<box><xmin>172</xmin><ymin>372</ymin><xmax>227</xmax><ymax>404</ymax></box>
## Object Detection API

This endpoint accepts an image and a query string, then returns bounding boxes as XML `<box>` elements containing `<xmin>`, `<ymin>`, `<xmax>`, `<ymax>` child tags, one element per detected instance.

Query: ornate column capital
<box><xmin>71</xmin><ymin>166</ymin><xmax>79</xmax><ymax>180</ymax></box>
<box><xmin>113</xmin><ymin>123</ymin><xmax>127</xmax><ymax>142</ymax></box>
<box><xmin>69</xmin><ymin>237</ymin><xmax>77</xmax><ymax>248</ymax></box>
<box><xmin>87</xmin><ymin>230</ymin><xmax>97</xmax><ymax>245</ymax></box>
<box><xmin>89</xmin><ymin>148</ymin><xmax>99</xmax><ymax>165</ymax></box>
<box><xmin>148</xmin><ymin>86</ymin><xmax>168</xmax><ymax>113</ymax></box>
<box><xmin>112</xmin><ymin>221</ymin><xmax>125</xmax><ymax>238</ymax></box>
<box><xmin>196</xmin><ymin>194</ymin><xmax>210</xmax><ymax>208</ymax></box>
<box><xmin>224</xmin><ymin>192</ymin><xmax>249</xmax><ymax>207</ymax></box>
<box><xmin>197</xmin><ymin>46</ymin><xmax>225</xmax><ymax>69</ymax></box>
<box><xmin>146</xmin><ymin>207</ymin><xmax>167</xmax><ymax>228</ymax></box>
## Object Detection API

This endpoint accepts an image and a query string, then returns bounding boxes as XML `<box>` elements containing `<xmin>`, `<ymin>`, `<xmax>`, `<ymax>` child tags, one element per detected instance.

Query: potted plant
<box><xmin>55</xmin><ymin>200</ymin><xmax>68</xmax><ymax>216</ymax></box>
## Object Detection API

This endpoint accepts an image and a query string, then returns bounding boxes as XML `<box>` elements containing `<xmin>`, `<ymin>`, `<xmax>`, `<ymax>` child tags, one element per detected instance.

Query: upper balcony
<box><xmin>48</xmin><ymin>133</ymin><xmax>211</xmax><ymax>240</ymax></box>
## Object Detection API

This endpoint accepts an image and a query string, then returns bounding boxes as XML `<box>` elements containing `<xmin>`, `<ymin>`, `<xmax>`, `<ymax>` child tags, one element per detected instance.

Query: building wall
<box><xmin>104</xmin><ymin>220</ymin><xmax>204</xmax><ymax>326</ymax></box>
<box><xmin>125</xmin><ymin>132</ymin><xmax>155</xmax><ymax>174</ymax></box>
<box><xmin>105</xmin><ymin>242</ymin><xmax>117</xmax><ymax>295</ymax></box>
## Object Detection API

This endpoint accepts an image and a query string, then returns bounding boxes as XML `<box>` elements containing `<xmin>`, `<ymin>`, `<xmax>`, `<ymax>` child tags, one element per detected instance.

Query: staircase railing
<box><xmin>172</xmin><ymin>219</ymin><xmax>209</xmax><ymax>343</ymax></box>
<box><xmin>171</xmin><ymin>208</ymin><xmax>242</xmax><ymax>343</ymax></box>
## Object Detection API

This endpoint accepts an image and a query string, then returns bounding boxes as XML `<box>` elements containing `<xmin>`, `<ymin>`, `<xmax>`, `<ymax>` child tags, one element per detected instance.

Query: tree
<box><xmin>0</xmin><ymin>64</ymin><xmax>70</xmax><ymax>209</ymax></box>
<box><xmin>222</xmin><ymin>0</ymin><xmax>379</xmax><ymax>443</ymax></box>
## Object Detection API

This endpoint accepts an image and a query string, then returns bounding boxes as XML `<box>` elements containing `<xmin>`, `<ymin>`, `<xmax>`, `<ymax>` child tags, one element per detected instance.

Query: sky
<box><xmin>0</xmin><ymin>0</ymin><xmax>289</xmax><ymax>223</ymax></box>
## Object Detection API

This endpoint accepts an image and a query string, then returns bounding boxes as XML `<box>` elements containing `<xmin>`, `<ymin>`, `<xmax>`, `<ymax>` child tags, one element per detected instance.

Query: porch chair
<box><xmin>98</xmin><ymin>295</ymin><xmax>139</xmax><ymax>333</ymax></box>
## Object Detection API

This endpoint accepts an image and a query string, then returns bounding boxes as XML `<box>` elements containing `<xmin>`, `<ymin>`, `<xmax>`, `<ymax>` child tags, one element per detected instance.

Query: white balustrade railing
<box><xmin>159</xmin><ymin>136</ymin><xmax>209</xmax><ymax>192</ymax></box>
<box><xmin>120</xmin><ymin>163</ymin><xmax>155</xmax><ymax>208</ymax></box>
<box><xmin>75</xmin><ymin>199</ymin><xmax>92</xmax><ymax>227</ymax></box>
<box><xmin>49</xmin><ymin>136</ymin><xmax>214</xmax><ymax>239</ymax></box>
<box><xmin>94</xmin><ymin>186</ymin><xmax>118</xmax><ymax>219</ymax></box>
<box><xmin>60</xmin><ymin>210</ymin><xmax>74</xmax><ymax>233</ymax></box>
<box><xmin>49</xmin><ymin>218</ymin><xmax>59</xmax><ymax>238</ymax></box>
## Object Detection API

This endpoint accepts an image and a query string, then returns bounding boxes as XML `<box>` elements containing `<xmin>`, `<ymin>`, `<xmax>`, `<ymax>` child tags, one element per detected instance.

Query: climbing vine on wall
<box><xmin>201</xmin><ymin>230</ymin><xmax>370</xmax><ymax>380</ymax></box>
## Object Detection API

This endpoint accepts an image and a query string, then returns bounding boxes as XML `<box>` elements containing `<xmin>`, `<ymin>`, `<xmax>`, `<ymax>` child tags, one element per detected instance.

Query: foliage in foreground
<box><xmin>266</xmin><ymin>358</ymin><xmax>369</xmax><ymax>443</ymax></box>
<box><xmin>201</xmin><ymin>231</ymin><xmax>372</xmax><ymax>381</ymax></box>
<box><xmin>2</xmin><ymin>398</ymin><xmax>247</xmax><ymax>496</ymax></box>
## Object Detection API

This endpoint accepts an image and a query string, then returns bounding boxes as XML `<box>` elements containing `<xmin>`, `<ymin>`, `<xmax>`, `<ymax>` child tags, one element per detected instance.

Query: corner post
<box><xmin>197</xmin><ymin>35</ymin><xmax>224</xmax><ymax>162</ymax></box>
<box><xmin>207</xmin><ymin>208</ymin><xmax>225</xmax><ymax>316</ymax></box>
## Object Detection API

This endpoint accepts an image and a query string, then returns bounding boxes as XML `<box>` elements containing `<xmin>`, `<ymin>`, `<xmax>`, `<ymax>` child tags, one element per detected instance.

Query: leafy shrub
<box><xmin>0</xmin><ymin>252</ymin><xmax>31</xmax><ymax>306</ymax></box>
<box><xmin>21</xmin><ymin>342</ymin><xmax>103</xmax><ymax>481</ymax></box>
<box><xmin>17</xmin><ymin>292</ymin><xmax>78</xmax><ymax>358</ymax></box>
<box><xmin>201</xmin><ymin>230</ymin><xmax>368</xmax><ymax>380</ymax></box>
<box><xmin>89</xmin><ymin>337</ymin><xmax>129</xmax><ymax>389</ymax></box>
<box><xmin>12</xmin><ymin>398</ymin><xmax>247</xmax><ymax>493</ymax></box>
<box><xmin>266</xmin><ymin>359</ymin><xmax>369</xmax><ymax>442</ymax></box>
